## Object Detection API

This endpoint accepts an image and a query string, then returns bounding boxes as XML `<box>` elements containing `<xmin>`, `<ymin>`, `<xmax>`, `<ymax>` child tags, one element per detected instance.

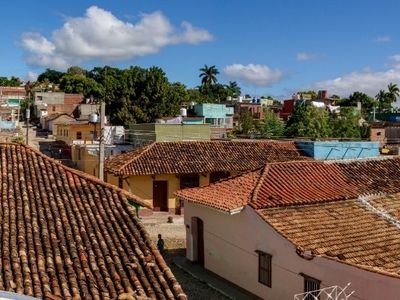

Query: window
<box><xmin>180</xmin><ymin>174</ymin><xmax>200</xmax><ymax>189</ymax></box>
<box><xmin>377</xmin><ymin>132</ymin><xmax>382</xmax><ymax>136</ymax></box>
<box><xmin>256</xmin><ymin>250</ymin><xmax>272</xmax><ymax>287</ymax></box>
<box><xmin>210</xmin><ymin>171</ymin><xmax>230</xmax><ymax>183</ymax></box>
<box><xmin>76</xmin><ymin>131</ymin><xmax>82</xmax><ymax>140</ymax></box>
<box><xmin>52</xmin><ymin>106</ymin><xmax>56</xmax><ymax>112</ymax></box>
<box><xmin>301</xmin><ymin>273</ymin><xmax>321</xmax><ymax>300</ymax></box>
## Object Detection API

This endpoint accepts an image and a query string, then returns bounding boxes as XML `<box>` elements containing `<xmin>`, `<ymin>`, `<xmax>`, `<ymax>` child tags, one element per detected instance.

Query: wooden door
<box><xmin>153</xmin><ymin>181</ymin><xmax>168</xmax><ymax>211</ymax></box>
<box><xmin>197</xmin><ymin>218</ymin><xmax>204</xmax><ymax>266</ymax></box>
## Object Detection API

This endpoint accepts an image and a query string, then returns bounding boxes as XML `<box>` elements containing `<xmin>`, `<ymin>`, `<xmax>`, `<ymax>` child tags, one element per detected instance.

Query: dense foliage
<box><xmin>33</xmin><ymin>65</ymin><xmax>241</xmax><ymax>126</ymax></box>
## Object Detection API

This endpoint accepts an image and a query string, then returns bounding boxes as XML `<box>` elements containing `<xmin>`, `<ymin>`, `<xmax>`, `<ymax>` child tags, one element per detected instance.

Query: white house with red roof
<box><xmin>176</xmin><ymin>158</ymin><xmax>400</xmax><ymax>299</ymax></box>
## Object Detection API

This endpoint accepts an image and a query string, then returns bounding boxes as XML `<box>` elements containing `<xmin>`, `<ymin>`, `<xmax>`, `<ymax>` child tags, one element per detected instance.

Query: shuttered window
<box><xmin>256</xmin><ymin>251</ymin><xmax>271</xmax><ymax>287</ymax></box>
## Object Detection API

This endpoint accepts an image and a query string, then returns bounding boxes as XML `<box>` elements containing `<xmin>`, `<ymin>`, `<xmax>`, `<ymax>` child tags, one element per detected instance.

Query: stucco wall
<box><xmin>184</xmin><ymin>202</ymin><xmax>400</xmax><ymax>300</ymax></box>
<box><xmin>105</xmin><ymin>173</ymin><xmax>211</xmax><ymax>211</ymax></box>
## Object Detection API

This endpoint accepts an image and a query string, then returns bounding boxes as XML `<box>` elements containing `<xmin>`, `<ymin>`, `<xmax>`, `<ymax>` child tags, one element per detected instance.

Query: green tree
<box><xmin>348</xmin><ymin>91</ymin><xmax>377</xmax><ymax>115</ymax></box>
<box><xmin>285</xmin><ymin>104</ymin><xmax>332</xmax><ymax>138</ymax></box>
<box><xmin>330</xmin><ymin>107</ymin><xmax>362</xmax><ymax>139</ymax></box>
<box><xmin>199</xmin><ymin>65</ymin><xmax>219</xmax><ymax>86</ymax></box>
<box><xmin>37</xmin><ymin>69</ymin><xmax>64</xmax><ymax>84</ymax></box>
<box><xmin>225</xmin><ymin>81</ymin><xmax>241</xmax><ymax>97</ymax></box>
<box><xmin>261</xmin><ymin>110</ymin><xmax>284</xmax><ymax>138</ymax></box>
<box><xmin>0</xmin><ymin>76</ymin><xmax>21</xmax><ymax>87</ymax></box>
<box><xmin>238</xmin><ymin>111</ymin><xmax>255</xmax><ymax>136</ymax></box>
<box><xmin>376</xmin><ymin>89</ymin><xmax>390</xmax><ymax>112</ymax></box>
<box><xmin>387</xmin><ymin>82</ymin><xmax>400</xmax><ymax>104</ymax></box>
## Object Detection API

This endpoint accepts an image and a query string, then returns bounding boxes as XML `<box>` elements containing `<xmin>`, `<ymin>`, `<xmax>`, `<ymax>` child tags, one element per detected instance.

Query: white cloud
<box><xmin>223</xmin><ymin>63</ymin><xmax>283</xmax><ymax>87</ymax></box>
<box><xmin>312</xmin><ymin>65</ymin><xmax>400</xmax><ymax>97</ymax></box>
<box><xmin>296</xmin><ymin>52</ymin><xmax>317</xmax><ymax>61</ymax></box>
<box><xmin>26</xmin><ymin>71</ymin><xmax>38</xmax><ymax>82</ymax></box>
<box><xmin>21</xmin><ymin>6</ymin><xmax>213</xmax><ymax>70</ymax></box>
<box><xmin>374</xmin><ymin>36</ymin><xmax>392</xmax><ymax>43</ymax></box>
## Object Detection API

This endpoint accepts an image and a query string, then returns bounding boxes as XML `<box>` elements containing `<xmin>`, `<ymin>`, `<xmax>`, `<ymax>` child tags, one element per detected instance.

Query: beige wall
<box><xmin>184</xmin><ymin>202</ymin><xmax>400</xmax><ymax>300</ymax></box>
<box><xmin>106</xmin><ymin>173</ymin><xmax>210</xmax><ymax>211</ymax></box>
<box><xmin>71</xmin><ymin>146</ymin><xmax>98</xmax><ymax>177</ymax></box>
<box><xmin>56</xmin><ymin>124</ymin><xmax>100</xmax><ymax>145</ymax></box>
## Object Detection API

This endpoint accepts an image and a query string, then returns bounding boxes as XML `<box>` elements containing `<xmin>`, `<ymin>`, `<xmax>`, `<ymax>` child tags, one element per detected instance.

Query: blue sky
<box><xmin>1</xmin><ymin>0</ymin><xmax>400</xmax><ymax>98</ymax></box>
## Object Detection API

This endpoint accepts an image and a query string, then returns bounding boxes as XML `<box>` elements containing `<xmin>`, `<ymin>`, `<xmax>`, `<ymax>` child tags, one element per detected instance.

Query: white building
<box><xmin>176</xmin><ymin>158</ymin><xmax>400</xmax><ymax>300</ymax></box>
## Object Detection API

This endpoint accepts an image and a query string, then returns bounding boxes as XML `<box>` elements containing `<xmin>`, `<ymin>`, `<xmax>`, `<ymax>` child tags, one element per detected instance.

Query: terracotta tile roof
<box><xmin>176</xmin><ymin>157</ymin><xmax>400</xmax><ymax>212</ymax></box>
<box><xmin>257</xmin><ymin>194</ymin><xmax>400</xmax><ymax>278</ymax></box>
<box><xmin>0</xmin><ymin>143</ymin><xmax>185</xmax><ymax>299</ymax></box>
<box><xmin>175</xmin><ymin>170</ymin><xmax>263</xmax><ymax>213</ymax></box>
<box><xmin>105</xmin><ymin>140</ymin><xmax>308</xmax><ymax>176</ymax></box>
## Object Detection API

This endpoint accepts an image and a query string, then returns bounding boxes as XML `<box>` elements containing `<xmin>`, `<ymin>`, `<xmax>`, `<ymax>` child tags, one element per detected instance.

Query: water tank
<box><xmin>238</xmin><ymin>96</ymin><xmax>243</xmax><ymax>103</ymax></box>
<box><xmin>227</xmin><ymin>96</ymin><xmax>232</xmax><ymax>101</ymax></box>
<box><xmin>180</xmin><ymin>108</ymin><xmax>187</xmax><ymax>117</ymax></box>
<box><xmin>88</xmin><ymin>113</ymin><xmax>99</xmax><ymax>123</ymax></box>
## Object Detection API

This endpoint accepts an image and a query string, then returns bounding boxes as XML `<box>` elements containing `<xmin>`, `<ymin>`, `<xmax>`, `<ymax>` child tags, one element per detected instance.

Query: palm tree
<box><xmin>226</xmin><ymin>81</ymin><xmax>241</xmax><ymax>97</ymax></box>
<box><xmin>199</xmin><ymin>65</ymin><xmax>219</xmax><ymax>86</ymax></box>
<box><xmin>387</xmin><ymin>82</ymin><xmax>400</xmax><ymax>103</ymax></box>
<box><xmin>376</xmin><ymin>89</ymin><xmax>388</xmax><ymax>112</ymax></box>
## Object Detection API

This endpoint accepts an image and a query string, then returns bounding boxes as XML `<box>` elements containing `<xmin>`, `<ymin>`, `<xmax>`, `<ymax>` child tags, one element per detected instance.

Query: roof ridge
<box><xmin>114</xmin><ymin>142</ymin><xmax>156</xmax><ymax>173</ymax></box>
<box><xmin>8</xmin><ymin>143</ymin><xmax>151</xmax><ymax>209</ymax></box>
<box><xmin>251</xmin><ymin>164</ymin><xmax>271</xmax><ymax>203</ymax></box>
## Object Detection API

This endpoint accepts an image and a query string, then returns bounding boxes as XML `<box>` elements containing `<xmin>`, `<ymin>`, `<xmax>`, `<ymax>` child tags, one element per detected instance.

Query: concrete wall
<box><xmin>297</xmin><ymin>141</ymin><xmax>380</xmax><ymax>160</ymax></box>
<box><xmin>155</xmin><ymin>124</ymin><xmax>210</xmax><ymax>141</ymax></box>
<box><xmin>184</xmin><ymin>203</ymin><xmax>400</xmax><ymax>300</ymax></box>
<box><xmin>370</xmin><ymin>128</ymin><xmax>386</xmax><ymax>146</ymax></box>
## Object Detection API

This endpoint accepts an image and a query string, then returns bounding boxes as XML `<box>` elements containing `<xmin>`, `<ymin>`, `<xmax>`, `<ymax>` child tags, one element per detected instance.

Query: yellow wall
<box><xmin>56</xmin><ymin>124</ymin><xmax>100</xmax><ymax>145</ymax></box>
<box><xmin>105</xmin><ymin>172</ymin><xmax>211</xmax><ymax>211</ymax></box>
<box><xmin>71</xmin><ymin>146</ymin><xmax>99</xmax><ymax>176</ymax></box>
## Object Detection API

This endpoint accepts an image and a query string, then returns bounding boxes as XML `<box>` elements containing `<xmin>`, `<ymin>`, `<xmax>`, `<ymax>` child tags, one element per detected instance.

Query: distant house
<box><xmin>193</xmin><ymin>103</ymin><xmax>234</xmax><ymax>139</ymax></box>
<box><xmin>41</xmin><ymin>113</ymin><xmax>75</xmax><ymax>133</ymax></box>
<box><xmin>71</xmin><ymin>143</ymin><xmax>134</xmax><ymax>177</ymax></box>
<box><xmin>33</xmin><ymin>92</ymin><xmax>84</xmax><ymax>118</ymax></box>
<box><xmin>176</xmin><ymin>158</ymin><xmax>400</xmax><ymax>299</ymax></box>
<box><xmin>104</xmin><ymin>140</ymin><xmax>308</xmax><ymax>213</ymax></box>
<box><xmin>0</xmin><ymin>143</ymin><xmax>186</xmax><ymax>299</ymax></box>
<box><xmin>55</xmin><ymin>121</ymin><xmax>100</xmax><ymax>145</ymax></box>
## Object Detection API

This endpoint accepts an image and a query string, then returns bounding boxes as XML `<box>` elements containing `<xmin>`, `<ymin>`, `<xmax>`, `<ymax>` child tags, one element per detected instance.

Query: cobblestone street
<box><xmin>142</xmin><ymin>213</ymin><xmax>230</xmax><ymax>300</ymax></box>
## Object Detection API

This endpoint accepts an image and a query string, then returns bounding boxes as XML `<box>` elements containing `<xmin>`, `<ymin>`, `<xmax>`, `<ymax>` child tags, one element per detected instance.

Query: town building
<box><xmin>192</xmin><ymin>103</ymin><xmax>234</xmax><ymax>139</ymax></box>
<box><xmin>104</xmin><ymin>140</ymin><xmax>308</xmax><ymax>213</ymax></box>
<box><xmin>40</xmin><ymin>113</ymin><xmax>75</xmax><ymax>133</ymax></box>
<box><xmin>0</xmin><ymin>87</ymin><xmax>25</xmax><ymax>129</ymax></box>
<box><xmin>72</xmin><ymin>143</ymin><xmax>134</xmax><ymax>177</ymax></box>
<box><xmin>0</xmin><ymin>143</ymin><xmax>186</xmax><ymax>299</ymax></box>
<box><xmin>125</xmin><ymin>120</ymin><xmax>211</xmax><ymax>147</ymax></box>
<box><xmin>55</xmin><ymin>121</ymin><xmax>100</xmax><ymax>145</ymax></box>
<box><xmin>176</xmin><ymin>157</ymin><xmax>400</xmax><ymax>300</ymax></box>
<box><xmin>33</xmin><ymin>92</ymin><xmax>84</xmax><ymax>119</ymax></box>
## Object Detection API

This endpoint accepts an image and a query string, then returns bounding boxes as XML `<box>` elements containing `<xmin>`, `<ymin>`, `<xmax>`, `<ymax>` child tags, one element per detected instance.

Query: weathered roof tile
<box><xmin>105</xmin><ymin>140</ymin><xmax>308</xmax><ymax>176</ymax></box>
<box><xmin>0</xmin><ymin>143</ymin><xmax>185</xmax><ymax>299</ymax></box>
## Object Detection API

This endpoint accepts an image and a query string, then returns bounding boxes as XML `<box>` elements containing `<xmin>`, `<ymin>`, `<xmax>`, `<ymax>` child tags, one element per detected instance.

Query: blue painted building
<box><xmin>296</xmin><ymin>141</ymin><xmax>380</xmax><ymax>160</ymax></box>
<box><xmin>193</xmin><ymin>103</ymin><xmax>234</xmax><ymax>128</ymax></box>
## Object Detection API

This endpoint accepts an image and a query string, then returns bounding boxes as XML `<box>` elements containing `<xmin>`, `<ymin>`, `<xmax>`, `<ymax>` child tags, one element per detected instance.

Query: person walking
<box><xmin>157</xmin><ymin>234</ymin><xmax>165</xmax><ymax>253</ymax></box>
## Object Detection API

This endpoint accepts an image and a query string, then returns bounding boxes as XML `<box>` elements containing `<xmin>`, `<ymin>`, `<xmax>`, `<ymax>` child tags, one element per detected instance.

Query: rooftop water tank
<box><xmin>88</xmin><ymin>113</ymin><xmax>99</xmax><ymax>123</ymax></box>
<box><xmin>180</xmin><ymin>108</ymin><xmax>187</xmax><ymax>117</ymax></box>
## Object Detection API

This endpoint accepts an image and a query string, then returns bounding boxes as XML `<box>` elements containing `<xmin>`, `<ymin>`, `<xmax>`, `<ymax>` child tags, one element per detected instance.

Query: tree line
<box><xmin>28</xmin><ymin>65</ymin><xmax>241</xmax><ymax>126</ymax></box>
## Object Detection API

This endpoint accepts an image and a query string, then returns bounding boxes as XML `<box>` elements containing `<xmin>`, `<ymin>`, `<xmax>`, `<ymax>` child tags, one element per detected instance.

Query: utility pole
<box><xmin>98</xmin><ymin>102</ymin><xmax>105</xmax><ymax>180</ymax></box>
<box><xmin>25</xmin><ymin>108</ymin><xmax>30</xmax><ymax>145</ymax></box>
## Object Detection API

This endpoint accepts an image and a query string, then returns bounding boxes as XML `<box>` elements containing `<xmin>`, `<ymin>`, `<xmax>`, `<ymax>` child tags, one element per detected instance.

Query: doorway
<box><xmin>153</xmin><ymin>181</ymin><xmax>168</xmax><ymax>211</ymax></box>
<box><xmin>192</xmin><ymin>217</ymin><xmax>204</xmax><ymax>266</ymax></box>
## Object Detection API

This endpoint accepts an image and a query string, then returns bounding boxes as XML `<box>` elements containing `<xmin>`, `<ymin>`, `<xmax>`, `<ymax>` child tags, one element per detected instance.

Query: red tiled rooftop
<box><xmin>258</xmin><ymin>194</ymin><xmax>400</xmax><ymax>278</ymax></box>
<box><xmin>0</xmin><ymin>143</ymin><xmax>186</xmax><ymax>299</ymax></box>
<box><xmin>105</xmin><ymin>140</ymin><xmax>308</xmax><ymax>176</ymax></box>
<box><xmin>176</xmin><ymin>157</ymin><xmax>400</xmax><ymax>212</ymax></box>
